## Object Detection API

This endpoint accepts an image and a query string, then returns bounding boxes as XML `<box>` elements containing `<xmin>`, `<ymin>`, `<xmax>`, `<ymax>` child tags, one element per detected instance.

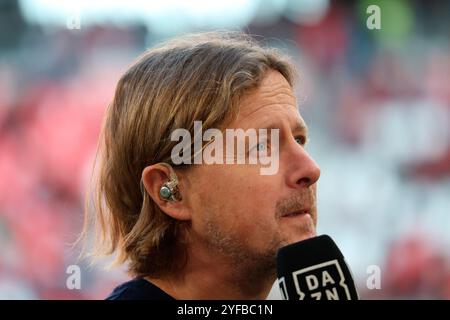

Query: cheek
<box><xmin>189</xmin><ymin>166</ymin><xmax>279</xmax><ymax>232</ymax></box>
<box><xmin>219</xmin><ymin>174</ymin><xmax>281</xmax><ymax>238</ymax></box>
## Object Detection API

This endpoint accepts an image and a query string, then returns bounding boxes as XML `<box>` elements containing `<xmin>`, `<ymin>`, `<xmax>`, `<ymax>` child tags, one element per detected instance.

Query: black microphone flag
<box><xmin>277</xmin><ymin>235</ymin><xmax>359</xmax><ymax>300</ymax></box>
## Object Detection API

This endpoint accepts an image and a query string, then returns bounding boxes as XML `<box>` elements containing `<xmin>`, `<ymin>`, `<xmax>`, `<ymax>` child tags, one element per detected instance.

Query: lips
<box><xmin>282</xmin><ymin>209</ymin><xmax>310</xmax><ymax>218</ymax></box>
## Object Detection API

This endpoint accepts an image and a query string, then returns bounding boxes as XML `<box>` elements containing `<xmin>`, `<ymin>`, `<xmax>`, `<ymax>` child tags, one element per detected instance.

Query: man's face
<box><xmin>183</xmin><ymin>70</ymin><xmax>321</xmax><ymax>272</ymax></box>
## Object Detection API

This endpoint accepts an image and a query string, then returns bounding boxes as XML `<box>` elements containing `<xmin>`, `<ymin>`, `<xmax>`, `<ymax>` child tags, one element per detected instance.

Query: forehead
<box><xmin>231</xmin><ymin>70</ymin><xmax>304</xmax><ymax>130</ymax></box>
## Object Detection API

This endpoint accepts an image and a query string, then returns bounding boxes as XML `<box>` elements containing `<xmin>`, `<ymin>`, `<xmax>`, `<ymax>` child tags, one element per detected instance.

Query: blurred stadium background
<box><xmin>0</xmin><ymin>0</ymin><xmax>449</xmax><ymax>299</ymax></box>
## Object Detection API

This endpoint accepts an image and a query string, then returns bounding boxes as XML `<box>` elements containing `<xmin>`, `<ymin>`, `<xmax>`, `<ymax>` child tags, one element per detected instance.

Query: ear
<box><xmin>141</xmin><ymin>164</ymin><xmax>191</xmax><ymax>221</ymax></box>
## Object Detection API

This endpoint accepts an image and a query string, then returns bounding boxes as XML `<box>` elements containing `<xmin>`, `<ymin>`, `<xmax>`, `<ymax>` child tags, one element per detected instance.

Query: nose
<box><xmin>286</xmin><ymin>143</ymin><xmax>321</xmax><ymax>189</ymax></box>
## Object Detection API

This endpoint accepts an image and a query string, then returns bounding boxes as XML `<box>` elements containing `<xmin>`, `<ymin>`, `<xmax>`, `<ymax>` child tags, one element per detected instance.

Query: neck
<box><xmin>146</xmin><ymin>243</ymin><xmax>276</xmax><ymax>299</ymax></box>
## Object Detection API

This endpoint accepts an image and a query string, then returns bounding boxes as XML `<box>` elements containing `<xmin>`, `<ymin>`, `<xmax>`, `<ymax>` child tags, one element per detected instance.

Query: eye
<box><xmin>294</xmin><ymin>136</ymin><xmax>306</xmax><ymax>146</ymax></box>
<box><xmin>255</xmin><ymin>142</ymin><xmax>267</xmax><ymax>152</ymax></box>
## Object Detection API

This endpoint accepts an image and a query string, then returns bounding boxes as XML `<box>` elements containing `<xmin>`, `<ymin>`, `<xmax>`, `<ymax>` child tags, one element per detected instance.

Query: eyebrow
<box><xmin>292</xmin><ymin>121</ymin><xmax>308</xmax><ymax>135</ymax></box>
<box><xmin>258</xmin><ymin>120</ymin><xmax>309</xmax><ymax>136</ymax></box>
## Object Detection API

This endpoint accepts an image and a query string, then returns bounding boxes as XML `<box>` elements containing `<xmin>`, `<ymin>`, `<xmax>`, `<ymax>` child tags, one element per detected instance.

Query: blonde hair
<box><xmin>82</xmin><ymin>31</ymin><xmax>296</xmax><ymax>278</ymax></box>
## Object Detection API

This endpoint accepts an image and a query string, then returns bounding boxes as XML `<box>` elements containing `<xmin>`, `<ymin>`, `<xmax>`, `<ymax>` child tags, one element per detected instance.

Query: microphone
<box><xmin>276</xmin><ymin>235</ymin><xmax>359</xmax><ymax>300</ymax></box>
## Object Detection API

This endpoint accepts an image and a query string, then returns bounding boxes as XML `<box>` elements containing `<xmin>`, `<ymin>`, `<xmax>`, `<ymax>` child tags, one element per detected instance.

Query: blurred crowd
<box><xmin>0</xmin><ymin>0</ymin><xmax>449</xmax><ymax>299</ymax></box>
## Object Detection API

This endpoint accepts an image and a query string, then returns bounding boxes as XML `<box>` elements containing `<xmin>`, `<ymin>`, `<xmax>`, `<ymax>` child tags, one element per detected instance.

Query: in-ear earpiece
<box><xmin>159</xmin><ymin>180</ymin><xmax>180</xmax><ymax>201</ymax></box>
<box><xmin>158</xmin><ymin>163</ymin><xmax>181</xmax><ymax>202</ymax></box>
<box><xmin>159</xmin><ymin>185</ymin><xmax>172</xmax><ymax>200</ymax></box>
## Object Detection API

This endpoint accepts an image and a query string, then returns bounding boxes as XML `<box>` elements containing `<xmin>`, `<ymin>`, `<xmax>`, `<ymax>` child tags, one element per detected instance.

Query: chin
<box><xmin>285</xmin><ymin>230</ymin><xmax>317</xmax><ymax>246</ymax></box>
